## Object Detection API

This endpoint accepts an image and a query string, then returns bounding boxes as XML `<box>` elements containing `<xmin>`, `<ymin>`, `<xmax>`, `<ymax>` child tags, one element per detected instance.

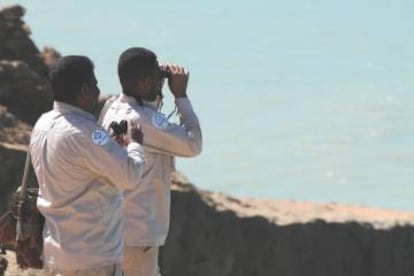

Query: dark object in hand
<box><xmin>110</xmin><ymin>120</ymin><xmax>128</xmax><ymax>136</ymax></box>
<box><xmin>160</xmin><ymin>65</ymin><xmax>171</xmax><ymax>80</ymax></box>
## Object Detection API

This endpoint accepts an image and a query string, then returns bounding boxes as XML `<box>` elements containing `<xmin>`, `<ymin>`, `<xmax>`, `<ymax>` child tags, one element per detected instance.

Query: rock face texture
<box><xmin>160</xmin><ymin>176</ymin><xmax>414</xmax><ymax>276</ymax></box>
<box><xmin>0</xmin><ymin>94</ymin><xmax>36</xmax><ymax>216</ymax></box>
<box><xmin>2</xmin><ymin>4</ymin><xmax>414</xmax><ymax>276</ymax></box>
<box><xmin>0</xmin><ymin>60</ymin><xmax>53</xmax><ymax>125</ymax></box>
<box><xmin>0</xmin><ymin>5</ymin><xmax>55</xmax><ymax>126</ymax></box>
<box><xmin>0</xmin><ymin>4</ymin><xmax>52</xmax><ymax>215</ymax></box>
<box><xmin>0</xmin><ymin>5</ymin><xmax>48</xmax><ymax>77</ymax></box>
<box><xmin>5</xmin><ymin>174</ymin><xmax>414</xmax><ymax>276</ymax></box>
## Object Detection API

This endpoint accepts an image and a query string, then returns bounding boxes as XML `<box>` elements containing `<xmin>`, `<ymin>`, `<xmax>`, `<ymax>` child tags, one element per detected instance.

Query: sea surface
<box><xmin>11</xmin><ymin>0</ymin><xmax>414</xmax><ymax>210</ymax></box>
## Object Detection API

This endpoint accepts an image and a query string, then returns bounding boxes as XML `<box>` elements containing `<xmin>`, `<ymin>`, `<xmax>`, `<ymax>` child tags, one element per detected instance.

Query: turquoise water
<box><xmin>9</xmin><ymin>0</ymin><xmax>414</xmax><ymax>210</ymax></box>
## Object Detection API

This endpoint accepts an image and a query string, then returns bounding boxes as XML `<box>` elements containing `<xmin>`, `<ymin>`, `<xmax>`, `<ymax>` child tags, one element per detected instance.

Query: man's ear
<box><xmin>134</xmin><ymin>78</ymin><xmax>151</xmax><ymax>91</ymax></box>
<box><xmin>79</xmin><ymin>82</ymin><xmax>89</xmax><ymax>99</ymax></box>
<box><xmin>143</xmin><ymin>77</ymin><xmax>152</xmax><ymax>90</ymax></box>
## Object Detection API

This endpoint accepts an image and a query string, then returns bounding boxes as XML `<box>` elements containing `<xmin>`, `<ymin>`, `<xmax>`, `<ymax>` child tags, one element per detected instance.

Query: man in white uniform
<box><xmin>99</xmin><ymin>47</ymin><xmax>202</xmax><ymax>275</ymax></box>
<box><xmin>30</xmin><ymin>55</ymin><xmax>145</xmax><ymax>276</ymax></box>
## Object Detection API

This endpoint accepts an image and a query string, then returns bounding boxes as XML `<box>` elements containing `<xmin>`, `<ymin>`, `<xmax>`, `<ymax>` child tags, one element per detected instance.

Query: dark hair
<box><xmin>49</xmin><ymin>55</ymin><xmax>95</xmax><ymax>103</ymax></box>
<box><xmin>118</xmin><ymin>47</ymin><xmax>158</xmax><ymax>92</ymax></box>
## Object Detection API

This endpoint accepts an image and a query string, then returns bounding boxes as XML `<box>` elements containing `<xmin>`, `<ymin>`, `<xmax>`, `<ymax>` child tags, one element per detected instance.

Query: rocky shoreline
<box><xmin>1</xmin><ymin>4</ymin><xmax>414</xmax><ymax>276</ymax></box>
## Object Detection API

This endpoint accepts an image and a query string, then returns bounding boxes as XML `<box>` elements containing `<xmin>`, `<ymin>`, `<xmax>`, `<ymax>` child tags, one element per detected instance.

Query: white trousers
<box><xmin>44</xmin><ymin>264</ymin><xmax>122</xmax><ymax>276</ymax></box>
<box><xmin>122</xmin><ymin>246</ymin><xmax>161</xmax><ymax>276</ymax></box>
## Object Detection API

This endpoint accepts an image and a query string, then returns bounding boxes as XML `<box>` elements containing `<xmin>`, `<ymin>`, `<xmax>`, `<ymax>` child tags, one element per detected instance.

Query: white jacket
<box><xmin>99</xmin><ymin>93</ymin><xmax>202</xmax><ymax>246</ymax></box>
<box><xmin>30</xmin><ymin>101</ymin><xmax>145</xmax><ymax>270</ymax></box>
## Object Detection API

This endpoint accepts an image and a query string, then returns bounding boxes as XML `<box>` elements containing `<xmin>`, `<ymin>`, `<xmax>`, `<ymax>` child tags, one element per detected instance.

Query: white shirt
<box><xmin>100</xmin><ymin>94</ymin><xmax>202</xmax><ymax>246</ymax></box>
<box><xmin>30</xmin><ymin>101</ymin><xmax>145</xmax><ymax>270</ymax></box>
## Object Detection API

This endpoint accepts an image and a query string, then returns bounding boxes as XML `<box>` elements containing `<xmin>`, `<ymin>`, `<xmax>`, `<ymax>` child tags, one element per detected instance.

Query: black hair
<box><xmin>49</xmin><ymin>55</ymin><xmax>95</xmax><ymax>104</ymax></box>
<box><xmin>118</xmin><ymin>47</ymin><xmax>158</xmax><ymax>92</ymax></box>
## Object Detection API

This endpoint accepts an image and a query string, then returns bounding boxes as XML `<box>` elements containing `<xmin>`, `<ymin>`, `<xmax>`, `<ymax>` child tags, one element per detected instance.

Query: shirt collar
<box><xmin>119</xmin><ymin>93</ymin><xmax>160</xmax><ymax>111</ymax></box>
<box><xmin>119</xmin><ymin>93</ymin><xmax>138</xmax><ymax>105</ymax></box>
<box><xmin>53</xmin><ymin>101</ymin><xmax>96</xmax><ymax>121</ymax></box>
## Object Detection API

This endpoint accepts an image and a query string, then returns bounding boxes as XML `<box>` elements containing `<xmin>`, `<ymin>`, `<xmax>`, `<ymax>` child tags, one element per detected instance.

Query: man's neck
<box><xmin>74</xmin><ymin>101</ymin><xmax>91</xmax><ymax>114</ymax></box>
<box><xmin>123</xmin><ymin>90</ymin><xmax>143</xmax><ymax>106</ymax></box>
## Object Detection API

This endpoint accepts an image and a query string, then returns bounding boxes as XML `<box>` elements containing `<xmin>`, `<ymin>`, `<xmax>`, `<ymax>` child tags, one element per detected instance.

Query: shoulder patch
<box><xmin>91</xmin><ymin>129</ymin><xmax>110</xmax><ymax>146</ymax></box>
<box><xmin>152</xmin><ymin>113</ymin><xmax>169</xmax><ymax>129</ymax></box>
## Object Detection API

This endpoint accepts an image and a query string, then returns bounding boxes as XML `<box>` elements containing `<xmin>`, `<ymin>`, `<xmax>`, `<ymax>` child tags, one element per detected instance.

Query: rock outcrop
<box><xmin>2</xmin><ymin>4</ymin><xmax>414</xmax><ymax>276</ymax></box>
<box><xmin>0</xmin><ymin>95</ymin><xmax>35</xmax><ymax>215</ymax></box>
<box><xmin>0</xmin><ymin>60</ymin><xmax>53</xmax><ymax>125</ymax></box>
<box><xmin>0</xmin><ymin>5</ymin><xmax>48</xmax><ymax>77</ymax></box>
<box><xmin>0</xmin><ymin>4</ymin><xmax>54</xmax><ymax>215</ymax></box>
<box><xmin>160</xmin><ymin>175</ymin><xmax>414</xmax><ymax>276</ymax></box>
<box><xmin>0</xmin><ymin>4</ymin><xmax>57</xmax><ymax>126</ymax></box>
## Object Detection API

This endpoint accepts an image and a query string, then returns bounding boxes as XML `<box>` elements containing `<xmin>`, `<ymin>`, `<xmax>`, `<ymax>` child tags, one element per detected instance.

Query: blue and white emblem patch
<box><xmin>152</xmin><ymin>113</ymin><xmax>169</xmax><ymax>130</ymax></box>
<box><xmin>91</xmin><ymin>129</ymin><xmax>110</xmax><ymax>146</ymax></box>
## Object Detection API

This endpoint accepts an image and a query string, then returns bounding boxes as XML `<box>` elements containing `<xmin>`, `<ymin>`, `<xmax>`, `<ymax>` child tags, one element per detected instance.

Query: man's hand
<box><xmin>166</xmin><ymin>64</ymin><xmax>189</xmax><ymax>98</ymax></box>
<box><xmin>130</xmin><ymin>122</ymin><xmax>144</xmax><ymax>145</ymax></box>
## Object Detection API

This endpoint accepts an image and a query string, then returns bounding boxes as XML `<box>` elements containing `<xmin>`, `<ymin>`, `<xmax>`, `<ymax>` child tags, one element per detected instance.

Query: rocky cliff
<box><xmin>0</xmin><ymin>5</ymin><xmax>55</xmax><ymax>126</ymax></box>
<box><xmin>162</xmin><ymin>178</ymin><xmax>414</xmax><ymax>276</ymax></box>
<box><xmin>0</xmin><ymin>5</ymin><xmax>54</xmax><ymax>217</ymax></box>
<box><xmin>2</xmin><ymin>4</ymin><xmax>414</xmax><ymax>276</ymax></box>
<box><xmin>4</xmin><ymin>175</ymin><xmax>414</xmax><ymax>276</ymax></box>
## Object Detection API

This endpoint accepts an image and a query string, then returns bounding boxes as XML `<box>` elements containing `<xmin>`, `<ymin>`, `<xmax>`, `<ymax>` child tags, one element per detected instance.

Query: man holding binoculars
<box><xmin>99</xmin><ymin>47</ymin><xmax>203</xmax><ymax>275</ymax></box>
<box><xmin>31</xmin><ymin>55</ymin><xmax>146</xmax><ymax>275</ymax></box>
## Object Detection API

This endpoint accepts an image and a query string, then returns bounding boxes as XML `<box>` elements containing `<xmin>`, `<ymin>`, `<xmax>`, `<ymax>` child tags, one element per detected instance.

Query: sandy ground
<box><xmin>171</xmin><ymin>176</ymin><xmax>414</xmax><ymax>229</ymax></box>
<box><xmin>203</xmin><ymin>191</ymin><xmax>414</xmax><ymax>228</ymax></box>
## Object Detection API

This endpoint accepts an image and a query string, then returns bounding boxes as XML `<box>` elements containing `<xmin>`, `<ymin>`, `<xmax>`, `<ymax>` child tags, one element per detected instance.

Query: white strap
<box><xmin>16</xmin><ymin>149</ymin><xmax>31</xmax><ymax>241</ymax></box>
<box><xmin>19</xmin><ymin>150</ymin><xmax>31</xmax><ymax>200</ymax></box>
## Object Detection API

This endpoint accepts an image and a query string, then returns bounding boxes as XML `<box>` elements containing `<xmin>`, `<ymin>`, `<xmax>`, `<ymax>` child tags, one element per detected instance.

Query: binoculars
<box><xmin>160</xmin><ymin>65</ymin><xmax>171</xmax><ymax>80</ymax></box>
<box><xmin>110</xmin><ymin>120</ymin><xmax>128</xmax><ymax>136</ymax></box>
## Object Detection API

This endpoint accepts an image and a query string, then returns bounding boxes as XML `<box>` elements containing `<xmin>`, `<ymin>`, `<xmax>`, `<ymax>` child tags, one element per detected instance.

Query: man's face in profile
<box><xmin>145</xmin><ymin>64</ymin><xmax>162</xmax><ymax>102</ymax></box>
<box><xmin>84</xmin><ymin>73</ymin><xmax>101</xmax><ymax>114</ymax></box>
